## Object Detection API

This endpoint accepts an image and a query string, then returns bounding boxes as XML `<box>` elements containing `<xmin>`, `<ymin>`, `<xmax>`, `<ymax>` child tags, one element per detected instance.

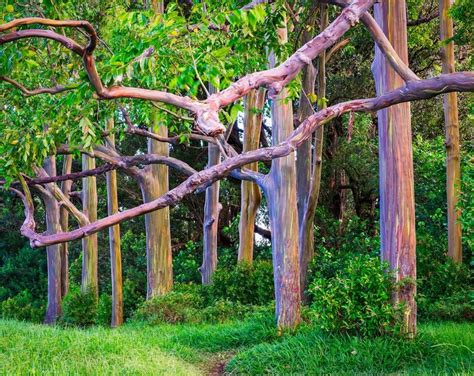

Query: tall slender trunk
<box><xmin>373</xmin><ymin>0</ymin><xmax>417</xmax><ymax>337</ymax></box>
<box><xmin>43</xmin><ymin>157</ymin><xmax>62</xmax><ymax>324</ymax></box>
<box><xmin>238</xmin><ymin>88</ymin><xmax>266</xmax><ymax>263</ymax></box>
<box><xmin>106</xmin><ymin>118</ymin><xmax>123</xmax><ymax>326</ymax></box>
<box><xmin>142</xmin><ymin>110</ymin><xmax>172</xmax><ymax>299</ymax></box>
<box><xmin>200</xmin><ymin>143</ymin><xmax>221</xmax><ymax>284</ymax></box>
<box><xmin>440</xmin><ymin>0</ymin><xmax>462</xmax><ymax>263</ymax></box>
<box><xmin>266</xmin><ymin>21</ymin><xmax>301</xmax><ymax>331</ymax></box>
<box><xmin>81</xmin><ymin>154</ymin><xmax>98</xmax><ymax>295</ymax></box>
<box><xmin>297</xmin><ymin>4</ymin><xmax>327</xmax><ymax>295</ymax></box>
<box><xmin>59</xmin><ymin>155</ymin><xmax>72</xmax><ymax>298</ymax></box>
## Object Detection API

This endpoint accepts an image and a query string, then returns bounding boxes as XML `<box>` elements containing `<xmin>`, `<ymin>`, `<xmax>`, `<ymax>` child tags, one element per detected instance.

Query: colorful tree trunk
<box><xmin>81</xmin><ymin>154</ymin><xmax>98</xmax><ymax>296</ymax></box>
<box><xmin>59</xmin><ymin>155</ymin><xmax>72</xmax><ymax>298</ymax></box>
<box><xmin>106</xmin><ymin>118</ymin><xmax>123</xmax><ymax>327</ymax></box>
<box><xmin>43</xmin><ymin>157</ymin><xmax>62</xmax><ymax>324</ymax></box>
<box><xmin>373</xmin><ymin>0</ymin><xmax>417</xmax><ymax>337</ymax></box>
<box><xmin>141</xmin><ymin>110</ymin><xmax>173</xmax><ymax>298</ymax></box>
<box><xmin>440</xmin><ymin>0</ymin><xmax>462</xmax><ymax>263</ymax></box>
<box><xmin>201</xmin><ymin>143</ymin><xmax>221</xmax><ymax>284</ymax></box>
<box><xmin>266</xmin><ymin>22</ymin><xmax>301</xmax><ymax>331</ymax></box>
<box><xmin>238</xmin><ymin>88</ymin><xmax>265</xmax><ymax>263</ymax></box>
<box><xmin>298</xmin><ymin>3</ymin><xmax>327</xmax><ymax>295</ymax></box>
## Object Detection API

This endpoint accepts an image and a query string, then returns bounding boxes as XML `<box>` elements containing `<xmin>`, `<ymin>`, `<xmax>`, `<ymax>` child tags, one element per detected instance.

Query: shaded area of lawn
<box><xmin>0</xmin><ymin>319</ymin><xmax>472</xmax><ymax>375</ymax></box>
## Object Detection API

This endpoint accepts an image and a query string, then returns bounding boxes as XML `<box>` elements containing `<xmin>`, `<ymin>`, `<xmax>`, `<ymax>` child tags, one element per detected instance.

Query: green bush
<box><xmin>205</xmin><ymin>261</ymin><xmax>274</xmax><ymax>305</ymax></box>
<box><xmin>60</xmin><ymin>286</ymin><xmax>98</xmax><ymax>327</ymax></box>
<box><xmin>133</xmin><ymin>287</ymin><xmax>203</xmax><ymax>324</ymax></box>
<box><xmin>308</xmin><ymin>251</ymin><xmax>401</xmax><ymax>337</ymax></box>
<box><xmin>200</xmin><ymin>299</ymin><xmax>250</xmax><ymax>324</ymax></box>
<box><xmin>0</xmin><ymin>290</ymin><xmax>44</xmax><ymax>323</ymax></box>
<box><xmin>419</xmin><ymin>290</ymin><xmax>474</xmax><ymax>322</ymax></box>
<box><xmin>96</xmin><ymin>294</ymin><xmax>112</xmax><ymax>326</ymax></box>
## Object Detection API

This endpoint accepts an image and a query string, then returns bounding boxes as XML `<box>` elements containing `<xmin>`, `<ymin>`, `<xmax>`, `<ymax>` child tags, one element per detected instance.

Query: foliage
<box><xmin>0</xmin><ymin>290</ymin><xmax>44</xmax><ymax>323</ymax></box>
<box><xmin>60</xmin><ymin>286</ymin><xmax>98</xmax><ymax>328</ymax></box>
<box><xmin>307</xmin><ymin>251</ymin><xmax>402</xmax><ymax>337</ymax></box>
<box><xmin>204</xmin><ymin>261</ymin><xmax>274</xmax><ymax>306</ymax></box>
<box><xmin>133</xmin><ymin>286</ymin><xmax>204</xmax><ymax>325</ymax></box>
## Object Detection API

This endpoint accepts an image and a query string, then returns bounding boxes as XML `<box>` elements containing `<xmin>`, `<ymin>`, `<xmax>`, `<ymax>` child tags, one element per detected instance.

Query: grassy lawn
<box><xmin>0</xmin><ymin>319</ymin><xmax>472</xmax><ymax>375</ymax></box>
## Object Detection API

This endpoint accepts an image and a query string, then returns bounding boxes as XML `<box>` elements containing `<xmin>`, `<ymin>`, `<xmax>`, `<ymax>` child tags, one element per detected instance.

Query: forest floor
<box><xmin>0</xmin><ymin>319</ymin><xmax>472</xmax><ymax>375</ymax></box>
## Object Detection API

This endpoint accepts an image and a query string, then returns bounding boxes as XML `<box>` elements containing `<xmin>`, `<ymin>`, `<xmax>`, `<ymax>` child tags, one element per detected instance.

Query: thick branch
<box><xmin>18</xmin><ymin>72</ymin><xmax>474</xmax><ymax>247</ymax></box>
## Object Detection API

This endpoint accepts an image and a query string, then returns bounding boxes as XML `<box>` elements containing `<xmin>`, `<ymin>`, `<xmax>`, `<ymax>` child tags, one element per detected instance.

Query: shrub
<box><xmin>60</xmin><ymin>286</ymin><xmax>97</xmax><ymax>327</ymax></box>
<box><xmin>0</xmin><ymin>290</ymin><xmax>44</xmax><ymax>323</ymax></box>
<box><xmin>200</xmin><ymin>299</ymin><xmax>250</xmax><ymax>324</ymax></box>
<box><xmin>133</xmin><ymin>287</ymin><xmax>203</xmax><ymax>324</ymax></box>
<box><xmin>419</xmin><ymin>290</ymin><xmax>474</xmax><ymax>322</ymax></box>
<box><xmin>96</xmin><ymin>294</ymin><xmax>112</xmax><ymax>326</ymax></box>
<box><xmin>308</xmin><ymin>251</ymin><xmax>401</xmax><ymax>337</ymax></box>
<box><xmin>205</xmin><ymin>261</ymin><xmax>274</xmax><ymax>305</ymax></box>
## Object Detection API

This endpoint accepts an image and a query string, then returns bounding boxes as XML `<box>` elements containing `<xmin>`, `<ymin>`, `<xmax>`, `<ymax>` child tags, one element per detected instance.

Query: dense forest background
<box><xmin>0</xmin><ymin>0</ymin><xmax>472</xmax><ymax>337</ymax></box>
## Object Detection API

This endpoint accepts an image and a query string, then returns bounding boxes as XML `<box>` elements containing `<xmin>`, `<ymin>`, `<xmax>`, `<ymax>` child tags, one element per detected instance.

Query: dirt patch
<box><xmin>204</xmin><ymin>351</ymin><xmax>236</xmax><ymax>376</ymax></box>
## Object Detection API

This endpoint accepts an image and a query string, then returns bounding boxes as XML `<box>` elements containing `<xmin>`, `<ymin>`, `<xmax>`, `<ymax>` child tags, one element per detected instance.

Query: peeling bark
<box><xmin>81</xmin><ymin>154</ymin><xmax>98</xmax><ymax>295</ymax></box>
<box><xmin>266</xmin><ymin>22</ymin><xmax>301</xmax><ymax>331</ymax></box>
<box><xmin>238</xmin><ymin>88</ymin><xmax>265</xmax><ymax>263</ymax></box>
<box><xmin>106</xmin><ymin>118</ymin><xmax>123</xmax><ymax>327</ymax></box>
<box><xmin>141</xmin><ymin>110</ymin><xmax>173</xmax><ymax>298</ymax></box>
<box><xmin>373</xmin><ymin>0</ymin><xmax>416</xmax><ymax>337</ymax></box>
<box><xmin>42</xmin><ymin>157</ymin><xmax>62</xmax><ymax>324</ymax></box>
<box><xmin>440</xmin><ymin>0</ymin><xmax>462</xmax><ymax>263</ymax></box>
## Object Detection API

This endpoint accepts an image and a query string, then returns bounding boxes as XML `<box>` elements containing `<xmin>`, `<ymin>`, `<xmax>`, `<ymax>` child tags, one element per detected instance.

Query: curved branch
<box><xmin>19</xmin><ymin>72</ymin><xmax>474</xmax><ymax>247</ymax></box>
<box><xmin>1</xmin><ymin>1</ymin><xmax>374</xmax><ymax>136</ymax></box>
<box><xmin>0</xmin><ymin>17</ymin><xmax>97</xmax><ymax>54</ymax></box>
<box><xmin>0</xmin><ymin>76</ymin><xmax>75</xmax><ymax>96</ymax></box>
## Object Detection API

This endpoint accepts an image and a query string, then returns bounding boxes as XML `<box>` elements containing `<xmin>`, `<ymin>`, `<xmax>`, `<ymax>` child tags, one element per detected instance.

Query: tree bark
<box><xmin>439</xmin><ymin>0</ymin><xmax>462</xmax><ymax>263</ymax></box>
<box><xmin>373</xmin><ymin>0</ymin><xmax>417</xmax><ymax>337</ymax></box>
<box><xmin>43</xmin><ymin>157</ymin><xmax>62</xmax><ymax>324</ymax></box>
<box><xmin>59</xmin><ymin>155</ymin><xmax>72</xmax><ymax>298</ymax></box>
<box><xmin>298</xmin><ymin>3</ymin><xmax>327</xmax><ymax>296</ymax></box>
<box><xmin>106</xmin><ymin>118</ymin><xmax>123</xmax><ymax>327</ymax></box>
<box><xmin>200</xmin><ymin>143</ymin><xmax>221</xmax><ymax>284</ymax></box>
<box><xmin>238</xmin><ymin>88</ymin><xmax>266</xmax><ymax>263</ymax></box>
<box><xmin>141</xmin><ymin>110</ymin><xmax>173</xmax><ymax>299</ymax></box>
<box><xmin>266</xmin><ymin>21</ymin><xmax>301</xmax><ymax>331</ymax></box>
<box><xmin>81</xmin><ymin>153</ymin><xmax>98</xmax><ymax>296</ymax></box>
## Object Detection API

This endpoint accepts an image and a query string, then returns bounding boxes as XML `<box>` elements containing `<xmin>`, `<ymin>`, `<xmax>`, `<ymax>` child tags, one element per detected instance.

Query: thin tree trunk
<box><xmin>238</xmin><ymin>88</ymin><xmax>266</xmax><ymax>263</ymax></box>
<box><xmin>142</xmin><ymin>110</ymin><xmax>172</xmax><ymax>299</ymax></box>
<box><xmin>59</xmin><ymin>155</ymin><xmax>72</xmax><ymax>298</ymax></box>
<box><xmin>373</xmin><ymin>0</ymin><xmax>417</xmax><ymax>337</ymax></box>
<box><xmin>200</xmin><ymin>143</ymin><xmax>221</xmax><ymax>284</ymax></box>
<box><xmin>440</xmin><ymin>0</ymin><xmax>462</xmax><ymax>263</ymax></box>
<box><xmin>298</xmin><ymin>4</ymin><xmax>327</xmax><ymax>295</ymax></box>
<box><xmin>266</xmin><ymin>21</ymin><xmax>301</xmax><ymax>331</ymax></box>
<box><xmin>106</xmin><ymin>118</ymin><xmax>123</xmax><ymax>327</ymax></box>
<box><xmin>43</xmin><ymin>157</ymin><xmax>62</xmax><ymax>324</ymax></box>
<box><xmin>81</xmin><ymin>154</ymin><xmax>98</xmax><ymax>296</ymax></box>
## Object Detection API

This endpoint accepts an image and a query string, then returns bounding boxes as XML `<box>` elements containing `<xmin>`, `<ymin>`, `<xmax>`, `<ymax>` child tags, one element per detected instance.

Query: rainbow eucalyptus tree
<box><xmin>439</xmin><ymin>0</ymin><xmax>462</xmax><ymax>263</ymax></box>
<box><xmin>373</xmin><ymin>0</ymin><xmax>417</xmax><ymax>336</ymax></box>
<box><xmin>3</xmin><ymin>0</ymin><xmax>474</xmax><ymax>334</ymax></box>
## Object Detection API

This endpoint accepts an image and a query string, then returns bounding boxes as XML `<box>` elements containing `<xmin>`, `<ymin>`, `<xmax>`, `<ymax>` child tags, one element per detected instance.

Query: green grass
<box><xmin>0</xmin><ymin>319</ymin><xmax>472</xmax><ymax>375</ymax></box>
<box><xmin>226</xmin><ymin>322</ymin><xmax>474</xmax><ymax>375</ymax></box>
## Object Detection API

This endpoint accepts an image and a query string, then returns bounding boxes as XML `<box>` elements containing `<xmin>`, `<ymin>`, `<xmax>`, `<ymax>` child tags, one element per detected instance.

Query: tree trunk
<box><xmin>298</xmin><ymin>3</ymin><xmax>327</xmax><ymax>295</ymax></box>
<box><xmin>81</xmin><ymin>154</ymin><xmax>98</xmax><ymax>296</ymax></box>
<box><xmin>440</xmin><ymin>0</ymin><xmax>462</xmax><ymax>263</ymax></box>
<box><xmin>373</xmin><ymin>0</ymin><xmax>417</xmax><ymax>337</ymax></box>
<box><xmin>43</xmin><ymin>157</ymin><xmax>62</xmax><ymax>324</ymax></box>
<box><xmin>141</xmin><ymin>110</ymin><xmax>172</xmax><ymax>299</ymax></box>
<box><xmin>59</xmin><ymin>155</ymin><xmax>72</xmax><ymax>298</ymax></box>
<box><xmin>238</xmin><ymin>88</ymin><xmax>265</xmax><ymax>263</ymax></box>
<box><xmin>200</xmin><ymin>143</ymin><xmax>221</xmax><ymax>284</ymax></box>
<box><xmin>106</xmin><ymin>118</ymin><xmax>123</xmax><ymax>327</ymax></box>
<box><xmin>266</xmin><ymin>22</ymin><xmax>301</xmax><ymax>331</ymax></box>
